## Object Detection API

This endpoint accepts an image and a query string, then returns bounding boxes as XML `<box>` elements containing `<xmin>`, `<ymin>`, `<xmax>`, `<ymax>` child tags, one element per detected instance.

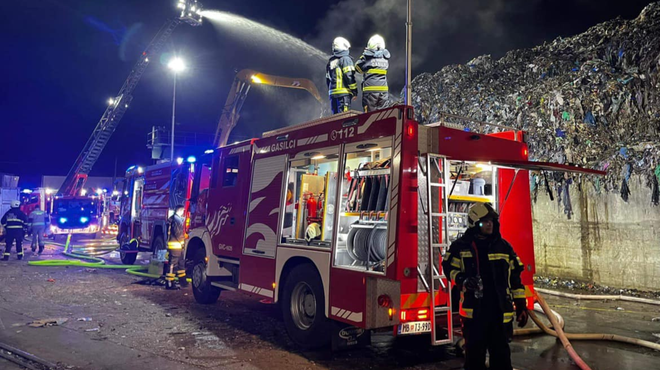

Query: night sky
<box><xmin>1</xmin><ymin>0</ymin><xmax>655</xmax><ymax>188</ymax></box>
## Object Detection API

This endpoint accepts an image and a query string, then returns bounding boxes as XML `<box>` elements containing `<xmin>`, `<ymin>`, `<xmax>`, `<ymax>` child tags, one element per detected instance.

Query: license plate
<box><xmin>398</xmin><ymin>321</ymin><xmax>432</xmax><ymax>335</ymax></box>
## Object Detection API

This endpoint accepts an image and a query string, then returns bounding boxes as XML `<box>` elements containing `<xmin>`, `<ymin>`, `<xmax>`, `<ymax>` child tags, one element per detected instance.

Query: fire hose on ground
<box><xmin>513</xmin><ymin>290</ymin><xmax>660</xmax><ymax>370</ymax></box>
<box><xmin>535</xmin><ymin>287</ymin><xmax>660</xmax><ymax>306</ymax></box>
<box><xmin>27</xmin><ymin>234</ymin><xmax>161</xmax><ymax>278</ymax></box>
<box><xmin>25</xmin><ymin>237</ymin><xmax>660</xmax><ymax>368</ymax></box>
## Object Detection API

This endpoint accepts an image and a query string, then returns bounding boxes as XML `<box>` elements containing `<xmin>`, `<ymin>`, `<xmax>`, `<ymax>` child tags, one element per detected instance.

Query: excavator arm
<box><xmin>214</xmin><ymin>69</ymin><xmax>324</xmax><ymax>147</ymax></box>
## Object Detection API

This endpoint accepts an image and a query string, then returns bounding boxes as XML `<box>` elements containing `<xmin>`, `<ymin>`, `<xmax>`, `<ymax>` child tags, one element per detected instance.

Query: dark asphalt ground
<box><xmin>0</xmin><ymin>239</ymin><xmax>659</xmax><ymax>370</ymax></box>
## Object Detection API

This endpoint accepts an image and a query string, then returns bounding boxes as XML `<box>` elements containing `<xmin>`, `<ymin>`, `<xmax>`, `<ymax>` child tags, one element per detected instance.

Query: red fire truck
<box><xmin>183</xmin><ymin>106</ymin><xmax>603</xmax><ymax>349</ymax></box>
<box><xmin>117</xmin><ymin>161</ymin><xmax>196</xmax><ymax>264</ymax></box>
<box><xmin>20</xmin><ymin>188</ymin><xmax>54</xmax><ymax>218</ymax></box>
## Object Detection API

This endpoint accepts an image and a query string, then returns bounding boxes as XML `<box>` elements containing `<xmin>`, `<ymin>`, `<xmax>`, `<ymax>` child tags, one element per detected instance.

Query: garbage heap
<box><xmin>410</xmin><ymin>2</ymin><xmax>660</xmax><ymax>205</ymax></box>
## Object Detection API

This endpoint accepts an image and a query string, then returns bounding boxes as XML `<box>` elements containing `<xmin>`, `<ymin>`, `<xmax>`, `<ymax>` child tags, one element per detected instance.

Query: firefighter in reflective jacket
<box><xmin>28</xmin><ymin>205</ymin><xmax>50</xmax><ymax>255</ymax></box>
<box><xmin>326</xmin><ymin>37</ymin><xmax>357</xmax><ymax>114</ymax></box>
<box><xmin>356</xmin><ymin>34</ymin><xmax>390</xmax><ymax>112</ymax></box>
<box><xmin>2</xmin><ymin>201</ymin><xmax>28</xmax><ymax>261</ymax></box>
<box><xmin>166</xmin><ymin>205</ymin><xmax>188</xmax><ymax>290</ymax></box>
<box><xmin>442</xmin><ymin>203</ymin><xmax>528</xmax><ymax>370</ymax></box>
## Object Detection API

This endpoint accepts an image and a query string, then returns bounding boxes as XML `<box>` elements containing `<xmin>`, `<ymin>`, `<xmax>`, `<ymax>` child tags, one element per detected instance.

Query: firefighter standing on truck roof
<box><xmin>356</xmin><ymin>34</ymin><xmax>390</xmax><ymax>112</ymax></box>
<box><xmin>441</xmin><ymin>203</ymin><xmax>528</xmax><ymax>370</ymax></box>
<box><xmin>28</xmin><ymin>205</ymin><xmax>49</xmax><ymax>256</ymax></box>
<box><xmin>2</xmin><ymin>201</ymin><xmax>28</xmax><ymax>261</ymax></box>
<box><xmin>165</xmin><ymin>205</ymin><xmax>188</xmax><ymax>290</ymax></box>
<box><xmin>326</xmin><ymin>37</ymin><xmax>357</xmax><ymax>114</ymax></box>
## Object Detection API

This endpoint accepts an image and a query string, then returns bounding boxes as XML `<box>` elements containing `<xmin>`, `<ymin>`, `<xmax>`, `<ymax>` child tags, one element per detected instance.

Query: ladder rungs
<box><xmin>430</xmin><ymin>212</ymin><xmax>447</xmax><ymax>217</ymax></box>
<box><xmin>429</xmin><ymin>183</ymin><xmax>445</xmax><ymax>187</ymax></box>
<box><xmin>434</xmin><ymin>307</ymin><xmax>450</xmax><ymax>313</ymax></box>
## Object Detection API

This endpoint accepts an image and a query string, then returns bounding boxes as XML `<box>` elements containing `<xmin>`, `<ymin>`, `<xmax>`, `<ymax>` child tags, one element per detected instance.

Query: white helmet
<box><xmin>11</xmin><ymin>200</ymin><xmax>20</xmax><ymax>208</ymax></box>
<box><xmin>467</xmin><ymin>202</ymin><xmax>498</xmax><ymax>228</ymax></box>
<box><xmin>367</xmin><ymin>34</ymin><xmax>385</xmax><ymax>50</ymax></box>
<box><xmin>305</xmin><ymin>223</ymin><xmax>322</xmax><ymax>243</ymax></box>
<box><xmin>332</xmin><ymin>37</ymin><xmax>351</xmax><ymax>52</ymax></box>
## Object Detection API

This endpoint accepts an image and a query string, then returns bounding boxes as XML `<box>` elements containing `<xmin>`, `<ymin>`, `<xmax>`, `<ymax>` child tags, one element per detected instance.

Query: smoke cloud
<box><xmin>307</xmin><ymin>0</ymin><xmax>543</xmax><ymax>93</ymax></box>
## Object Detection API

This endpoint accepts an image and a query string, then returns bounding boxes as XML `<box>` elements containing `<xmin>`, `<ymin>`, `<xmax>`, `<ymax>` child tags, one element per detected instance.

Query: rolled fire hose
<box><xmin>535</xmin><ymin>287</ymin><xmax>660</xmax><ymax>306</ymax></box>
<box><xmin>27</xmin><ymin>235</ymin><xmax>161</xmax><ymax>278</ymax></box>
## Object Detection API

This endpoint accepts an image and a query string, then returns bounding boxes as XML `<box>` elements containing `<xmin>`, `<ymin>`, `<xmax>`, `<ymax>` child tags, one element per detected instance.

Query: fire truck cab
<box><xmin>117</xmin><ymin>161</ymin><xmax>195</xmax><ymax>264</ymax></box>
<box><xmin>49</xmin><ymin>195</ymin><xmax>103</xmax><ymax>238</ymax></box>
<box><xmin>184</xmin><ymin>106</ymin><xmax>602</xmax><ymax>349</ymax></box>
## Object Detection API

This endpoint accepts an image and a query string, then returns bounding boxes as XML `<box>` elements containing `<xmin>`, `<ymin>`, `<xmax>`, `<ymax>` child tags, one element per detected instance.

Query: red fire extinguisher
<box><xmin>306</xmin><ymin>194</ymin><xmax>318</xmax><ymax>219</ymax></box>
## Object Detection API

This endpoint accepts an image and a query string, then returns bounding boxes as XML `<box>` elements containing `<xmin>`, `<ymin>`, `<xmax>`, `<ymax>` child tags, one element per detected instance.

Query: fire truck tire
<box><xmin>192</xmin><ymin>249</ymin><xmax>221</xmax><ymax>304</ymax></box>
<box><xmin>119</xmin><ymin>233</ymin><xmax>137</xmax><ymax>265</ymax></box>
<box><xmin>281</xmin><ymin>263</ymin><xmax>330</xmax><ymax>349</ymax></box>
<box><xmin>120</xmin><ymin>250</ymin><xmax>137</xmax><ymax>265</ymax></box>
<box><xmin>152</xmin><ymin>235</ymin><xmax>166</xmax><ymax>255</ymax></box>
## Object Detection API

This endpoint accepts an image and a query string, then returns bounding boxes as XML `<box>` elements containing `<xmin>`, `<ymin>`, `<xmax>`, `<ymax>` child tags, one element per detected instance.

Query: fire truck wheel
<box><xmin>119</xmin><ymin>233</ymin><xmax>137</xmax><ymax>265</ymax></box>
<box><xmin>281</xmin><ymin>264</ymin><xmax>330</xmax><ymax>349</ymax></box>
<box><xmin>152</xmin><ymin>235</ymin><xmax>166</xmax><ymax>256</ymax></box>
<box><xmin>192</xmin><ymin>250</ymin><xmax>221</xmax><ymax>304</ymax></box>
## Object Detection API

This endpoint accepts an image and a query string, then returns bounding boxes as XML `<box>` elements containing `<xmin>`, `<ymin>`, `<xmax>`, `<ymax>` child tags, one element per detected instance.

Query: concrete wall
<box><xmin>532</xmin><ymin>176</ymin><xmax>660</xmax><ymax>291</ymax></box>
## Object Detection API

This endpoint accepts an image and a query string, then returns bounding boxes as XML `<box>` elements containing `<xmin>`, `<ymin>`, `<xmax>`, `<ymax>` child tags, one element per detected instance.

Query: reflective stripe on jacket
<box><xmin>2</xmin><ymin>209</ymin><xmax>28</xmax><ymax>231</ymax></box>
<box><xmin>441</xmin><ymin>228</ymin><xmax>525</xmax><ymax>323</ymax></box>
<box><xmin>355</xmin><ymin>48</ymin><xmax>390</xmax><ymax>94</ymax></box>
<box><xmin>326</xmin><ymin>50</ymin><xmax>357</xmax><ymax>97</ymax></box>
<box><xmin>29</xmin><ymin>210</ymin><xmax>49</xmax><ymax>226</ymax></box>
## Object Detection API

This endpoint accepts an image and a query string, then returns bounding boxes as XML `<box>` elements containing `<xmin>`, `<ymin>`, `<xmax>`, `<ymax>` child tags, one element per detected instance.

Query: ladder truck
<box><xmin>51</xmin><ymin>0</ymin><xmax>204</xmax><ymax>237</ymax></box>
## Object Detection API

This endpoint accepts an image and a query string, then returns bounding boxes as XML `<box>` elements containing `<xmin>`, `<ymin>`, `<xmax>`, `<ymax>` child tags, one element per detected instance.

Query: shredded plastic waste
<box><xmin>409</xmin><ymin>3</ymin><xmax>660</xmax><ymax>203</ymax></box>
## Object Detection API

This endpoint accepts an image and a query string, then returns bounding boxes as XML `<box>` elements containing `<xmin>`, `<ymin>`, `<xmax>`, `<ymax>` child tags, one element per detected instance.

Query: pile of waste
<box><xmin>410</xmin><ymin>2</ymin><xmax>660</xmax><ymax>202</ymax></box>
<box><xmin>534</xmin><ymin>275</ymin><xmax>660</xmax><ymax>300</ymax></box>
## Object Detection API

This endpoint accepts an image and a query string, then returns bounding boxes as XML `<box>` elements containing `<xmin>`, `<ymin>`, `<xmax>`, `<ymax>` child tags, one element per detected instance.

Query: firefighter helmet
<box><xmin>367</xmin><ymin>34</ymin><xmax>385</xmax><ymax>50</ymax></box>
<box><xmin>10</xmin><ymin>200</ymin><xmax>20</xmax><ymax>208</ymax></box>
<box><xmin>332</xmin><ymin>37</ymin><xmax>351</xmax><ymax>52</ymax></box>
<box><xmin>467</xmin><ymin>202</ymin><xmax>498</xmax><ymax>228</ymax></box>
<box><xmin>305</xmin><ymin>223</ymin><xmax>322</xmax><ymax>243</ymax></box>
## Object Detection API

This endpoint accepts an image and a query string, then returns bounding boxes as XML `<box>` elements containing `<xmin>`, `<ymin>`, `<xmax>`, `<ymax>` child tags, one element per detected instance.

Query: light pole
<box><xmin>167</xmin><ymin>57</ymin><xmax>186</xmax><ymax>162</ymax></box>
<box><xmin>404</xmin><ymin>0</ymin><xmax>412</xmax><ymax>106</ymax></box>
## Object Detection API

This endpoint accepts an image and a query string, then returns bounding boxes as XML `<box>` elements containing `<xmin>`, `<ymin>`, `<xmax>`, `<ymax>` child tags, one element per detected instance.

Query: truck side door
<box><xmin>206</xmin><ymin>148</ymin><xmax>250</xmax><ymax>259</ymax></box>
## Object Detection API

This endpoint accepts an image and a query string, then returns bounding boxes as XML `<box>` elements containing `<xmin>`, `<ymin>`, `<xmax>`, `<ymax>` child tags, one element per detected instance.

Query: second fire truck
<box><xmin>116</xmin><ymin>160</ymin><xmax>197</xmax><ymax>264</ymax></box>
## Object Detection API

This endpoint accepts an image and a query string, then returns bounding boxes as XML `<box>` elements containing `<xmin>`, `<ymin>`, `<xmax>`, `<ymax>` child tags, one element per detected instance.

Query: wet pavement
<box><xmin>0</xmin><ymin>240</ymin><xmax>659</xmax><ymax>370</ymax></box>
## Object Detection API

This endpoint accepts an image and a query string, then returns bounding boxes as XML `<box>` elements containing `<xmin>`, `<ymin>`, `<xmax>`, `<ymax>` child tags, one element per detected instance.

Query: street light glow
<box><xmin>251</xmin><ymin>75</ymin><xmax>263</xmax><ymax>84</ymax></box>
<box><xmin>108</xmin><ymin>98</ymin><xmax>115</xmax><ymax>105</ymax></box>
<box><xmin>168</xmin><ymin>57</ymin><xmax>186</xmax><ymax>73</ymax></box>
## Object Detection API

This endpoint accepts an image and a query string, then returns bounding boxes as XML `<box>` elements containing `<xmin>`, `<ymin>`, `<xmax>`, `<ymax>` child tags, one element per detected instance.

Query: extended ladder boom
<box><xmin>58</xmin><ymin>19</ymin><xmax>181</xmax><ymax>196</ymax></box>
<box><xmin>58</xmin><ymin>0</ymin><xmax>205</xmax><ymax>196</ymax></box>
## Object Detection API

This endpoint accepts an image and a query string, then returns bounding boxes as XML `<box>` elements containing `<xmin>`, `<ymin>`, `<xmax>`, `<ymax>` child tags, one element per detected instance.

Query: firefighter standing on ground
<box><xmin>28</xmin><ymin>205</ymin><xmax>49</xmax><ymax>255</ymax></box>
<box><xmin>356</xmin><ymin>34</ymin><xmax>390</xmax><ymax>112</ymax></box>
<box><xmin>442</xmin><ymin>203</ymin><xmax>529</xmax><ymax>370</ymax></box>
<box><xmin>326</xmin><ymin>37</ymin><xmax>357</xmax><ymax>114</ymax></box>
<box><xmin>2</xmin><ymin>201</ymin><xmax>28</xmax><ymax>261</ymax></box>
<box><xmin>166</xmin><ymin>205</ymin><xmax>188</xmax><ymax>290</ymax></box>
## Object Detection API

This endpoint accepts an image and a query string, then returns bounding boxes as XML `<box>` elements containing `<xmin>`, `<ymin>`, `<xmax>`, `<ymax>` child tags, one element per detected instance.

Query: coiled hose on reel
<box><xmin>346</xmin><ymin>225</ymin><xmax>387</xmax><ymax>263</ymax></box>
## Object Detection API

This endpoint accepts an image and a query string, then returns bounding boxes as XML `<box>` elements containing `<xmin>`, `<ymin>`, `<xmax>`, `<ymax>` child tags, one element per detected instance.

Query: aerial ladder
<box><xmin>214</xmin><ymin>69</ymin><xmax>324</xmax><ymax>147</ymax></box>
<box><xmin>57</xmin><ymin>0</ymin><xmax>204</xmax><ymax>197</ymax></box>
